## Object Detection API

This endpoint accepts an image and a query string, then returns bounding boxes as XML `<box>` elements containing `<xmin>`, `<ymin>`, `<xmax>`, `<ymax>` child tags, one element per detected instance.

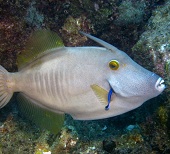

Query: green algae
<box><xmin>157</xmin><ymin>106</ymin><xmax>169</xmax><ymax>127</ymax></box>
<box><xmin>34</xmin><ymin>131</ymin><xmax>51</xmax><ymax>154</ymax></box>
<box><xmin>0</xmin><ymin>114</ymin><xmax>38</xmax><ymax>153</ymax></box>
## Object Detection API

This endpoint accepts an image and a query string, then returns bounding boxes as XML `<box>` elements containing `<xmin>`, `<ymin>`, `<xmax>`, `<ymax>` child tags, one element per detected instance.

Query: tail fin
<box><xmin>0</xmin><ymin>65</ymin><xmax>13</xmax><ymax>108</ymax></box>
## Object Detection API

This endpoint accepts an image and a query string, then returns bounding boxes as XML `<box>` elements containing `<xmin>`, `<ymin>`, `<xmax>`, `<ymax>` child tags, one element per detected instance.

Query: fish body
<box><xmin>0</xmin><ymin>30</ymin><xmax>165</xmax><ymax>123</ymax></box>
<box><xmin>13</xmin><ymin>47</ymin><xmax>114</xmax><ymax>120</ymax></box>
<box><xmin>11</xmin><ymin>47</ymin><xmax>133</xmax><ymax>120</ymax></box>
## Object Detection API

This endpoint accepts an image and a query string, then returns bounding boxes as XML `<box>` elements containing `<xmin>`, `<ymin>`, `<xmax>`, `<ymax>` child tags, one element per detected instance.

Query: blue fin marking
<box><xmin>105</xmin><ymin>88</ymin><xmax>113</xmax><ymax>110</ymax></box>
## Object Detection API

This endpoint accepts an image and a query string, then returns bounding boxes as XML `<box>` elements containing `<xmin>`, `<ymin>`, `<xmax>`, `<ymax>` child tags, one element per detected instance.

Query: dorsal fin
<box><xmin>17</xmin><ymin>29</ymin><xmax>64</xmax><ymax>70</ymax></box>
<box><xmin>79</xmin><ymin>31</ymin><xmax>119</xmax><ymax>52</ymax></box>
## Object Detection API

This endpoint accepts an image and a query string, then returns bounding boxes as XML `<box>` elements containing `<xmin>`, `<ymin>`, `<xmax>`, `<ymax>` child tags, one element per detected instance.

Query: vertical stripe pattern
<box><xmin>31</xmin><ymin>65</ymin><xmax>70</xmax><ymax>105</ymax></box>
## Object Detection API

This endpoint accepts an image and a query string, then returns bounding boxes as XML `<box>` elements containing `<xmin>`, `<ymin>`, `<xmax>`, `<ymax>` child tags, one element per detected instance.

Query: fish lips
<box><xmin>155</xmin><ymin>77</ymin><xmax>166</xmax><ymax>92</ymax></box>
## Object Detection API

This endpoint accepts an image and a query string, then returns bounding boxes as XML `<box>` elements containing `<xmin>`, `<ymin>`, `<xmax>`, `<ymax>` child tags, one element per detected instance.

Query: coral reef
<box><xmin>115</xmin><ymin>0</ymin><xmax>146</xmax><ymax>26</ymax></box>
<box><xmin>0</xmin><ymin>113</ymin><xmax>39</xmax><ymax>153</ymax></box>
<box><xmin>60</xmin><ymin>15</ymin><xmax>93</xmax><ymax>46</ymax></box>
<box><xmin>0</xmin><ymin>11</ymin><xmax>29</xmax><ymax>71</ymax></box>
<box><xmin>157</xmin><ymin>106</ymin><xmax>168</xmax><ymax>127</ymax></box>
<box><xmin>0</xmin><ymin>0</ymin><xmax>170</xmax><ymax>153</ymax></box>
<box><xmin>132</xmin><ymin>0</ymin><xmax>170</xmax><ymax>146</ymax></box>
<box><xmin>132</xmin><ymin>0</ymin><xmax>170</xmax><ymax>76</ymax></box>
<box><xmin>132</xmin><ymin>0</ymin><xmax>170</xmax><ymax>110</ymax></box>
<box><xmin>25</xmin><ymin>1</ymin><xmax>44</xmax><ymax>28</ymax></box>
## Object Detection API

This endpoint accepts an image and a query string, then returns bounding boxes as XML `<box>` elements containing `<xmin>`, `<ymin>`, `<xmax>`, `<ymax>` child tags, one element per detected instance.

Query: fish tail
<box><xmin>0</xmin><ymin>65</ymin><xmax>13</xmax><ymax>108</ymax></box>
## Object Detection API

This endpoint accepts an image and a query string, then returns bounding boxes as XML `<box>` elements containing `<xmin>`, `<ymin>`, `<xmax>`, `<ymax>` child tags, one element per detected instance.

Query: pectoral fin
<box><xmin>91</xmin><ymin>84</ymin><xmax>108</xmax><ymax>105</ymax></box>
<box><xmin>17</xmin><ymin>93</ymin><xmax>64</xmax><ymax>134</ymax></box>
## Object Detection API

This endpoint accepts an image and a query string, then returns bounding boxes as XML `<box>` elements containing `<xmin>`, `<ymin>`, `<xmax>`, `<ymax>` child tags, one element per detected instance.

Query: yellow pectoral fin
<box><xmin>91</xmin><ymin>84</ymin><xmax>108</xmax><ymax>105</ymax></box>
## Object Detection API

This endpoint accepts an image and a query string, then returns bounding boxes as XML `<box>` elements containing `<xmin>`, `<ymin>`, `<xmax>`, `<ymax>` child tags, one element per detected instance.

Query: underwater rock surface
<box><xmin>132</xmin><ymin>1</ymin><xmax>170</xmax><ymax>146</ymax></box>
<box><xmin>0</xmin><ymin>0</ymin><xmax>170</xmax><ymax>153</ymax></box>
<box><xmin>132</xmin><ymin>0</ymin><xmax>170</xmax><ymax>77</ymax></box>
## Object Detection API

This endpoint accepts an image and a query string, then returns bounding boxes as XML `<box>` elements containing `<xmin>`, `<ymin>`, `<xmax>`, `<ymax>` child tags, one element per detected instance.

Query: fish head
<box><xmin>74</xmin><ymin>31</ymin><xmax>166</xmax><ymax>119</ymax></box>
<box><xmin>106</xmin><ymin>49</ymin><xmax>165</xmax><ymax>104</ymax></box>
<box><xmin>79</xmin><ymin>31</ymin><xmax>165</xmax><ymax>104</ymax></box>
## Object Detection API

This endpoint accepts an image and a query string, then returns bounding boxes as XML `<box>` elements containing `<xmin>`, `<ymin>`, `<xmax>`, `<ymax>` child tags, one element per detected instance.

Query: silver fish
<box><xmin>0</xmin><ymin>30</ymin><xmax>165</xmax><ymax>132</ymax></box>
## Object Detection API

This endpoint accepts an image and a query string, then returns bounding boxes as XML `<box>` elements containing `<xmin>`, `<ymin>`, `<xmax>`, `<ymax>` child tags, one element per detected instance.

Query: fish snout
<box><xmin>155</xmin><ymin>77</ymin><xmax>165</xmax><ymax>92</ymax></box>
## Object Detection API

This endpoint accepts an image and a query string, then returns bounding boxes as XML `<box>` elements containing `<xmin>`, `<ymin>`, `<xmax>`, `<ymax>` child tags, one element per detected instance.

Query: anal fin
<box><xmin>17</xmin><ymin>93</ymin><xmax>64</xmax><ymax>134</ymax></box>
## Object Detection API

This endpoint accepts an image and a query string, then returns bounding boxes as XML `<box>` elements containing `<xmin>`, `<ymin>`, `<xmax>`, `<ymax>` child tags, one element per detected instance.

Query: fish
<box><xmin>0</xmin><ymin>30</ymin><xmax>165</xmax><ymax>133</ymax></box>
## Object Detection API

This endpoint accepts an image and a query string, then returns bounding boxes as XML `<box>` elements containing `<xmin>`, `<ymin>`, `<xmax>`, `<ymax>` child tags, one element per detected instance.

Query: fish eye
<box><xmin>109</xmin><ymin>60</ymin><xmax>119</xmax><ymax>70</ymax></box>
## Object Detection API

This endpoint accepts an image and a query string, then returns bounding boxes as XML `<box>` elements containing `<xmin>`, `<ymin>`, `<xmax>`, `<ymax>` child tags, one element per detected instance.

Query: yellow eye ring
<box><xmin>109</xmin><ymin>60</ymin><xmax>119</xmax><ymax>70</ymax></box>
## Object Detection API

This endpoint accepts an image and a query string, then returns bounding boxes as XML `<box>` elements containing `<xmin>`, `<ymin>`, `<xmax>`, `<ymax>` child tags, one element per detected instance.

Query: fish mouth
<box><xmin>155</xmin><ymin>77</ymin><xmax>166</xmax><ymax>92</ymax></box>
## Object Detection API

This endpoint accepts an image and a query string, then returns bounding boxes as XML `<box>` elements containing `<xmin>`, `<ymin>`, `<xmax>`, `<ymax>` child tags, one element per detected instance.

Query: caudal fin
<box><xmin>0</xmin><ymin>65</ymin><xmax>13</xmax><ymax>108</ymax></box>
